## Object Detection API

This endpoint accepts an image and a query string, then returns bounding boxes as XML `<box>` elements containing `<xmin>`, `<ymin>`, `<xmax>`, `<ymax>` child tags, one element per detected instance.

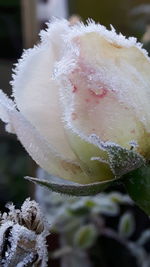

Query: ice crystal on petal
<box><xmin>66</xmin><ymin>19</ymin><xmax>148</xmax><ymax>54</ymax></box>
<box><xmin>0</xmin><ymin>90</ymin><xmax>15</xmax><ymax>133</ymax></box>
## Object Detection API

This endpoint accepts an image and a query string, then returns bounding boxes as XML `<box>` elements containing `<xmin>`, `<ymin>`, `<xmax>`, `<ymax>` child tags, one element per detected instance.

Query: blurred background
<box><xmin>0</xmin><ymin>0</ymin><xmax>150</xmax><ymax>266</ymax></box>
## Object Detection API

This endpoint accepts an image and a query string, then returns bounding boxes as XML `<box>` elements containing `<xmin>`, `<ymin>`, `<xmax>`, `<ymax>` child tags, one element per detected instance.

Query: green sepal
<box><xmin>123</xmin><ymin>165</ymin><xmax>150</xmax><ymax>216</ymax></box>
<box><xmin>106</xmin><ymin>144</ymin><xmax>145</xmax><ymax>177</ymax></box>
<box><xmin>25</xmin><ymin>176</ymin><xmax>114</xmax><ymax>196</ymax></box>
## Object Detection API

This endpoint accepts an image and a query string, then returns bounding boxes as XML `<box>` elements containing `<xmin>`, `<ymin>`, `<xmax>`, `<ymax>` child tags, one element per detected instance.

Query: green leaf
<box><xmin>25</xmin><ymin>176</ymin><xmax>114</xmax><ymax>196</ymax></box>
<box><xmin>93</xmin><ymin>199</ymin><xmax>119</xmax><ymax>216</ymax></box>
<box><xmin>123</xmin><ymin>165</ymin><xmax>150</xmax><ymax>215</ymax></box>
<box><xmin>118</xmin><ymin>212</ymin><xmax>135</xmax><ymax>238</ymax></box>
<box><xmin>73</xmin><ymin>224</ymin><xmax>97</xmax><ymax>249</ymax></box>
<box><xmin>68</xmin><ymin>207</ymin><xmax>90</xmax><ymax>216</ymax></box>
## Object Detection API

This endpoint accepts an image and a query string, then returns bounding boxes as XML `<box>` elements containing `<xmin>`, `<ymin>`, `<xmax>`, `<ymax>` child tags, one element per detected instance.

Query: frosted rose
<box><xmin>0</xmin><ymin>19</ymin><xmax>150</xmax><ymax>186</ymax></box>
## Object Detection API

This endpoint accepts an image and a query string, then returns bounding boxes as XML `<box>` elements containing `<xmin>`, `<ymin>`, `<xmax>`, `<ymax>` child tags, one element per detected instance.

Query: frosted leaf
<box><xmin>73</xmin><ymin>224</ymin><xmax>97</xmax><ymax>249</ymax></box>
<box><xmin>35</xmin><ymin>170</ymin><xmax>130</xmax><ymax>222</ymax></box>
<box><xmin>20</xmin><ymin>198</ymin><xmax>46</xmax><ymax>234</ymax></box>
<box><xmin>92</xmin><ymin>198</ymin><xmax>119</xmax><ymax>216</ymax></box>
<box><xmin>108</xmin><ymin>192</ymin><xmax>132</xmax><ymax>204</ymax></box>
<box><xmin>26</xmin><ymin>175</ymin><xmax>113</xmax><ymax>196</ymax></box>
<box><xmin>89</xmin><ymin>134</ymin><xmax>145</xmax><ymax>177</ymax></box>
<box><xmin>0</xmin><ymin>199</ymin><xmax>49</xmax><ymax>267</ymax></box>
<box><xmin>0</xmin><ymin>221</ymin><xmax>14</xmax><ymax>254</ymax></box>
<box><xmin>118</xmin><ymin>212</ymin><xmax>135</xmax><ymax>238</ymax></box>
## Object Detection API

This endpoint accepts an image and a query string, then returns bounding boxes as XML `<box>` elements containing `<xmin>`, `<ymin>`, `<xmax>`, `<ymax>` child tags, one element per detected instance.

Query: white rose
<box><xmin>0</xmin><ymin>19</ymin><xmax>150</xmax><ymax>187</ymax></box>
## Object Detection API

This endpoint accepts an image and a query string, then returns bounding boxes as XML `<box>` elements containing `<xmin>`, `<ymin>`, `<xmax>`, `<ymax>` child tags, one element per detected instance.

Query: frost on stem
<box><xmin>0</xmin><ymin>198</ymin><xmax>49</xmax><ymax>267</ymax></box>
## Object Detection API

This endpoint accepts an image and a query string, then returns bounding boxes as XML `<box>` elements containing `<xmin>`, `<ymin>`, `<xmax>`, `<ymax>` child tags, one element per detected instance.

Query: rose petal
<box><xmin>12</xmin><ymin>20</ymin><xmax>76</xmax><ymax>161</ymax></box>
<box><xmin>0</xmin><ymin>89</ymin><xmax>15</xmax><ymax>132</ymax></box>
<box><xmin>58</xmin><ymin>23</ymin><xmax>150</xmax><ymax>159</ymax></box>
<box><xmin>75</xmin><ymin>30</ymin><xmax>150</xmax><ymax>135</ymax></box>
<box><xmin>67</xmin><ymin>132</ymin><xmax>114</xmax><ymax>181</ymax></box>
<box><xmin>0</xmin><ymin>91</ymin><xmax>93</xmax><ymax>183</ymax></box>
<box><xmin>10</xmin><ymin>110</ymin><xmax>92</xmax><ymax>184</ymax></box>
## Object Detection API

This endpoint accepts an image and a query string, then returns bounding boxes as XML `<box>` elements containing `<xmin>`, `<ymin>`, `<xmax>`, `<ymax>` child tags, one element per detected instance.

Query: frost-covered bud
<box><xmin>19</xmin><ymin>198</ymin><xmax>45</xmax><ymax>234</ymax></box>
<box><xmin>0</xmin><ymin>19</ymin><xmax>150</xmax><ymax>186</ymax></box>
<box><xmin>0</xmin><ymin>199</ymin><xmax>48</xmax><ymax>266</ymax></box>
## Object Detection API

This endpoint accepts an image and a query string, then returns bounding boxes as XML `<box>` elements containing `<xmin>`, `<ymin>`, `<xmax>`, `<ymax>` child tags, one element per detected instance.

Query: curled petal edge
<box><xmin>0</xmin><ymin>90</ymin><xmax>90</xmax><ymax>183</ymax></box>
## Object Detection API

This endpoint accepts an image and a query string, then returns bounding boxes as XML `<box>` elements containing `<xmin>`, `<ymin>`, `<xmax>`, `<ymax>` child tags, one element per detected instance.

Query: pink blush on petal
<box><xmin>72</xmin><ymin>85</ymin><xmax>78</xmax><ymax>93</ymax></box>
<box><xmin>84</xmin><ymin>88</ymin><xmax>108</xmax><ymax>105</ymax></box>
<box><xmin>89</xmin><ymin>88</ymin><xmax>107</xmax><ymax>99</ymax></box>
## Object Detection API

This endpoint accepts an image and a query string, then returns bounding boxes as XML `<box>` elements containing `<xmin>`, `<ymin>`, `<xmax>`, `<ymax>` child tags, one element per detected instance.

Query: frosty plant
<box><xmin>0</xmin><ymin>198</ymin><xmax>48</xmax><ymax>266</ymax></box>
<box><xmin>0</xmin><ymin>19</ymin><xmax>150</xmax><ymax>214</ymax></box>
<box><xmin>36</xmin><ymin>187</ymin><xmax>150</xmax><ymax>267</ymax></box>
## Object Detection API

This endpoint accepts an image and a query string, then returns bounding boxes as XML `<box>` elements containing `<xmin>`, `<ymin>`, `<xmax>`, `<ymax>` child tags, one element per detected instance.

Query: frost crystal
<box><xmin>89</xmin><ymin>134</ymin><xmax>145</xmax><ymax>177</ymax></box>
<box><xmin>0</xmin><ymin>199</ymin><xmax>49</xmax><ymax>267</ymax></box>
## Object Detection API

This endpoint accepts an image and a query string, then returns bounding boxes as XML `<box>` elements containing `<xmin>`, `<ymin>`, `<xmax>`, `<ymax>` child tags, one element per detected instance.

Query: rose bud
<box><xmin>0</xmin><ymin>19</ymin><xmax>150</xmax><ymax>212</ymax></box>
